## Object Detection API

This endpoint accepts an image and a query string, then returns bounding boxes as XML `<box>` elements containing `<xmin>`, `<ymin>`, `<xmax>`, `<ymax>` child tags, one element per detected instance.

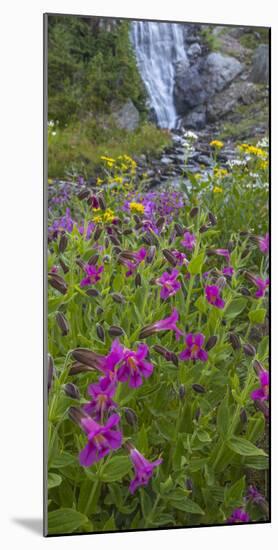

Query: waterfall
<box><xmin>131</xmin><ymin>20</ymin><xmax>187</xmax><ymax>129</ymax></box>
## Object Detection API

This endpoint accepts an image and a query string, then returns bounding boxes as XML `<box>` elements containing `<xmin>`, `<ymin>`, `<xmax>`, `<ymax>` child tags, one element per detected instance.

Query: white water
<box><xmin>131</xmin><ymin>21</ymin><xmax>188</xmax><ymax>129</ymax></box>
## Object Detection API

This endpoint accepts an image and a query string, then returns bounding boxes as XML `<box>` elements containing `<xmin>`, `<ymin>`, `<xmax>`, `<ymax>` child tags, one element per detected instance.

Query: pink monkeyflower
<box><xmin>139</xmin><ymin>308</ymin><xmax>184</xmax><ymax>340</ymax></box>
<box><xmin>214</xmin><ymin>248</ymin><xmax>230</xmax><ymax>262</ymax></box>
<box><xmin>83</xmin><ymin>380</ymin><xmax>117</xmax><ymax>422</ymax></box>
<box><xmin>222</xmin><ymin>266</ymin><xmax>234</xmax><ymax>277</ymax></box>
<box><xmin>80</xmin><ymin>264</ymin><xmax>104</xmax><ymax>287</ymax></box>
<box><xmin>156</xmin><ymin>269</ymin><xmax>181</xmax><ymax>300</ymax></box>
<box><xmin>258</xmin><ymin>233</ymin><xmax>269</xmax><ymax>255</ymax></box>
<box><xmin>98</xmin><ymin>339</ymin><xmax>125</xmax><ymax>388</ymax></box>
<box><xmin>253</xmin><ymin>276</ymin><xmax>269</xmax><ymax>298</ymax></box>
<box><xmin>205</xmin><ymin>285</ymin><xmax>225</xmax><ymax>309</ymax></box>
<box><xmin>120</xmin><ymin>248</ymin><xmax>147</xmax><ymax>277</ymax></box>
<box><xmin>79</xmin><ymin>413</ymin><xmax>122</xmax><ymax>467</ymax></box>
<box><xmin>251</xmin><ymin>370</ymin><xmax>269</xmax><ymax>402</ymax></box>
<box><xmin>171</xmin><ymin>249</ymin><xmax>188</xmax><ymax>266</ymax></box>
<box><xmin>181</xmin><ymin>231</ymin><xmax>196</xmax><ymax>251</ymax></box>
<box><xmin>129</xmin><ymin>447</ymin><xmax>162</xmax><ymax>494</ymax></box>
<box><xmin>117</xmin><ymin>343</ymin><xmax>154</xmax><ymax>388</ymax></box>
<box><xmin>179</xmin><ymin>333</ymin><xmax>208</xmax><ymax>362</ymax></box>
<box><xmin>227</xmin><ymin>508</ymin><xmax>250</xmax><ymax>524</ymax></box>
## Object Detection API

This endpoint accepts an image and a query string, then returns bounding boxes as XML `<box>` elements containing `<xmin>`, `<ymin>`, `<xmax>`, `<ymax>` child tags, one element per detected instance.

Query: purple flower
<box><xmin>171</xmin><ymin>249</ymin><xmax>188</xmax><ymax>266</ymax></box>
<box><xmin>258</xmin><ymin>233</ymin><xmax>269</xmax><ymax>255</ymax></box>
<box><xmin>139</xmin><ymin>308</ymin><xmax>183</xmax><ymax>340</ymax></box>
<box><xmin>222</xmin><ymin>266</ymin><xmax>234</xmax><ymax>277</ymax></box>
<box><xmin>214</xmin><ymin>248</ymin><xmax>230</xmax><ymax>262</ymax></box>
<box><xmin>251</xmin><ymin>370</ymin><xmax>269</xmax><ymax>402</ymax></box>
<box><xmin>227</xmin><ymin>508</ymin><xmax>250</xmax><ymax>524</ymax></box>
<box><xmin>156</xmin><ymin>269</ymin><xmax>181</xmax><ymax>300</ymax></box>
<box><xmin>179</xmin><ymin>333</ymin><xmax>208</xmax><ymax>362</ymax></box>
<box><xmin>181</xmin><ymin>231</ymin><xmax>196</xmax><ymax>251</ymax></box>
<box><xmin>129</xmin><ymin>447</ymin><xmax>162</xmax><ymax>494</ymax></box>
<box><xmin>80</xmin><ymin>264</ymin><xmax>104</xmax><ymax>287</ymax></box>
<box><xmin>98</xmin><ymin>339</ymin><xmax>125</xmax><ymax>387</ymax></box>
<box><xmin>117</xmin><ymin>343</ymin><xmax>154</xmax><ymax>388</ymax></box>
<box><xmin>79</xmin><ymin>413</ymin><xmax>122</xmax><ymax>467</ymax></box>
<box><xmin>253</xmin><ymin>276</ymin><xmax>269</xmax><ymax>299</ymax></box>
<box><xmin>83</xmin><ymin>380</ymin><xmax>117</xmax><ymax>422</ymax></box>
<box><xmin>247</xmin><ymin>485</ymin><xmax>265</xmax><ymax>504</ymax></box>
<box><xmin>205</xmin><ymin>285</ymin><xmax>225</xmax><ymax>309</ymax></box>
<box><xmin>120</xmin><ymin>248</ymin><xmax>147</xmax><ymax>277</ymax></box>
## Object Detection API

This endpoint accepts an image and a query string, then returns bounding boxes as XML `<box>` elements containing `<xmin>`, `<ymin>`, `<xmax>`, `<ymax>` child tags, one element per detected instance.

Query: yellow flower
<box><xmin>114</xmin><ymin>176</ymin><xmax>123</xmax><ymax>184</ymax></box>
<box><xmin>93</xmin><ymin>215</ymin><xmax>102</xmax><ymax>224</ymax></box>
<box><xmin>210</xmin><ymin>140</ymin><xmax>224</xmax><ymax>149</ymax></box>
<box><xmin>96</xmin><ymin>177</ymin><xmax>104</xmax><ymax>186</ymax></box>
<box><xmin>213</xmin><ymin>168</ymin><xmax>228</xmax><ymax>178</ymax></box>
<box><xmin>259</xmin><ymin>160</ymin><xmax>268</xmax><ymax>170</ymax></box>
<box><xmin>238</xmin><ymin>144</ymin><xmax>268</xmax><ymax>159</ymax></box>
<box><xmin>48</xmin><ymin>178</ymin><xmax>53</xmax><ymax>184</ymax></box>
<box><xmin>100</xmin><ymin>155</ymin><xmax>115</xmax><ymax>163</ymax></box>
<box><xmin>129</xmin><ymin>201</ymin><xmax>145</xmax><ymax>214</ymax></box>
<box><xmin>213</xmin><ymin>186</ymin><xmax>223</xmax><ymax>193</ymax></box>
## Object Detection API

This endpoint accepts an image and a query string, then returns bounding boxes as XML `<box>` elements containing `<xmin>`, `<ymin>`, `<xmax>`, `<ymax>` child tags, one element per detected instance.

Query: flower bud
<box><xmin>56</xmin><ymin>312</ymin><xmax>69</xmax><ymax>336</ymax></box>
<box><xmin>68</xmin><ymin>406</ymin><xmax>85</xmax><ymax>427</ymax></box>
<box><xmin>124</xmin><ymin>407</ymin><xmax>138</xmax><ymax>427</ymax></box>
<box><xmin>76</xmin><ymin>258</ymin><xmax>85</xmax><ymax>270</ymax></box>
<box><xmin>205</xmin><ymin>335</ymin><xmax>217</xmax><ymax>351</ymax></box>
<box><xmin>199</xmin><ymin>224</ymin><xmax>209</xmax><ymax>233</ymax></box>
<box><xmin>135</xmin><ymin>273</ymin><xmax>142</xmax><ymax>287</ymax></box>
<box><xmin>179</xmin><ymin>384</ymin><xmax>186</xmax><ymax>400</ymax></box>
<box><xmin>112</xmin><ymin>246</ymin><xmax>122</xmax><ymax>255</ymax></box>
<box><xmin>78</xmin><ymin>189</ymin><xmax>90</xmax><ymax>200</ymax></box>
<box><xmin>88</xmin><ymin>253</ymin><xmax>99</xmax><ymax>265</ymax></box>
<box><xmin>194</xmin><ymin>407</ymin><xmax>201</xmax><ymax>421</ymax></box>
<box><xmin>190</xmin><ymin>207</ymin><xmax>199</xmax><ymax>218</ymax></box>
<box><xmin>93</xmin><ymin>225</ymin><xmax>103</xmax><ymax>241</ymax></box>
<box><xmin>171</xmin><ymin>353</ymin><xmax>179</xmax><ymax>367</ymax></box>
<box><xmin>123</xmin><ymin>228</ymin><xmax>133</xmax><ymax>236</ymax></box>
<box><xmin>255</xmin><ymin>400</ymin><xmax>269</xmax><ymax>419</ymax></box>
<box><xmin>162</xmin><ymin>249</ymin><xmax>178</xmax><ymax>267</ymax></box>
<box><xmin>142</xmin><ymin>234</ymin><xmax>153</xmax><ymax>246</ymax></box>
<box><xmin>98</xmin><ymin>194</ymin><xmax>106</xmax><ymax>211</ymax></box>
<box><xmin>111</xmin><ymin>292</ymin><xmax>125</xmax><ymax>304</ymax></box>
<box><xmin>47</xmin><ymin>354</ymin><xmax>55</xmax><ymax>393</ymax></box>
<box><xmin>71</xmin><ymin>348</ymin><xmax>104</xmax><ymax>369</ymax></box>
<box><xmin>240</xmin><ymin>287</ymin><xmax>251</xmax><ymax>296</ymax></box>
<box><xmin>253</xmin><ymin>359</ymin><xmax>264</xmax><ymax>376</ymax></box>
<box><xmin>96</xmin><ymin>306</ymin><xmax>104</xmax><ymax>316</ymax></box>
<box><xmin>86</xmin><ymin>288</ymin><xmax>99</xmax><ymax>297</ymax></box>
<box><xmin>146</xmin><ymin>245</ymin><xmax>156</xmax><ymax>264</ymax></box>
<box><xmin>186</xmin><ymin>478</ymin><xmax>193</xmax><ymax>491</ymax></box>
<box><xmin>157</xmin><ymin>216</ymin><xmax>165</xmax><ymax>230</ymax></box>
<box><xmin>96</xmin><ymin>323</ymin><xmax>105</xmax><ymax>342</ymax></box>
<box><xmin>229</xmin><ymin>332</ymin><xmax>241</xmax><ymax>350</ymax></box>
<box><xmin>104</xmin><ymin>237</ymin><xmax>110</xmax><ymax>249</ymax></box>
<box><xmin>216</xmin><ymin>276</ymin><xmax>226</xmax><ymax>289</ymax></box>
<box><xmin>153</xmin><ymin>344</ymin><xmax>172</xmax><ymax>361</ymax></box>
<box><xmin>48</xmin><ymin>273</ymin><xmax>67</xmax><ymax>295</ymax></box>
<box><xmin>108</xmin><ymin>325</ymin><xmax>124</xmax><ymax>337</ymax></box>
<box><xmin>58</xmin><ymin>233</ymin><xmax>68</xmax><ymax>254</ymax></box>
<box><xmin>240</xmin><ymin>408</ymin><xmax>248</xmax><ymax>424</ymax></box>
<box><xmin>64</xmin><ymin>383</ymin><xmax>80</xmax><ymax>400</ymax></box>
<box><xmin>174</xmin><ymin>223</ymin><xmax>184</xmax><ymax>236</ymax></box>
<box><xmin>59</xmin><ymin>258</ymin><xmax>69</xmax><ymax>274</ymax></box>
<box><xmin>243</xmin><ymin>343</ymin><xmax>256</xmax><ymax>357</ymax></box>
<box><xmin>192</xmin><ymin>384</ymin><xmax>206</xmax><ymax>394</ymax></box>
<box><xmin>109</xmin><ymin>235</ymin><xmax>121</xmax><ymax>246</ymax></box>
<box><xmin>208</xmin><ymin>212</ymin><xmax>217</xmax><ymax>226</ymax></box>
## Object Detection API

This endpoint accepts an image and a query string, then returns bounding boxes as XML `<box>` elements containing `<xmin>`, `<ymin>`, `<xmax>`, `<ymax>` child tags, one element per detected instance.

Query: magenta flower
<box><xmin>172</xmin><ymin>249</ymin><xmax>188</xmax><ymax>266</ymax></box>
<box><xmin>247</xmin><ymin>485</ymin><xmax>265</xmax><ymax>504</ymax></box>
<box><xmin>79</xmin><ymin>413</ymin><xmax>122</xmax><ymax>467</ymax></box>
<box><xmin>83</xmin><ymin>380</ymin><xmax>117</xmax><ymax>422</ymax></box>
<box><xmin>253</xmin><ymin>276</ymin><xmax>269</xmax><ymax>298</ymax></box>
<box><xmin>181</xmin><ymin>231</ymin><xmax>196</xmax><ymax>250</ymax></box>
<box><xmin>179</xmin><ymin>333</ymin><xmax>208</xmax><ymax>362</ymax></box>
<box><xmin>251</xmin><ymin>370</ymin><xmax>269</xmax><ymax>402</ymax></box>
<box><xmin>139</xmin><ymin>308</ymin><xmax>183</xmax><ymax>340</ymax></box>
<box><xmin>80</xmin><ymin>264</ymin><xmax>104</xmax><ymax>287</ymax></box>
<box><xmin>205</xmin><ymin>285</ymin><xmax>225</xmax><ymax>309</ymax></box>
<box><xmin>98</xmin><ymin>339</ymin><xmax>125</xmax><ymax>388</ymax></box>
<box><xmin>129</xmin><ymin>447</ymin><xmax>162</xmax><ymax>494</ymax></box>
<box><xmin>156</xmin><ymin>269</ymin><xmax>181</xmax><ymax>300</ymax></box>
<box><xmin>117</xmin><ymin>343</ymin><xmax>154</xmax><ymax>388</ymax></box>
<box><xmin>227</xmin><ymin>508</ymin><xmax>250</xmax><ymax>524</ymax></box>
<box><xmin>258</xmin><ymin>233</ymin><xmax>269</xmax><ymax>255</ymax></box>
<box><xmin>222</xmin><ymin>266</ymin><xmax>234</xmax><ymax>277</ymax></box>
<box><xmin>214</xmin><ymin>248</ymin><xmax>230</xmax><ymax>262</ymax></box>
<box><xmin>120</xmin><ymin>248</ymin><xmax>147</xmax><ymax>277</ymax></box>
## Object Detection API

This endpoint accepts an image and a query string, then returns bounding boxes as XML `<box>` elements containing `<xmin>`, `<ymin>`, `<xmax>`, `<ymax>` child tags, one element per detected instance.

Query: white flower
<box><xmin>183</xmin><ymin>130</ymin><xmax>198</xmax><ymax>141</ymax></box>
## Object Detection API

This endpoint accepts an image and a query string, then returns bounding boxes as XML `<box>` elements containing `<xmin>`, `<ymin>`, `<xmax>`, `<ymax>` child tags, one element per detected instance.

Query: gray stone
<box><xmin>207</xmin><ymin>81</ymin><xmax>259</xmax><ymax>122</ymax></box>
<box><xmin>182</xmin><ymin>107</ymin><xmax>207</xmax><ymax>130</ymax></box>
<box><xmin>112</xmin><ymin>99</ymin><xmax>140</xmax><ymax>131</ymax></box>
<box><xmin>187</xmin><ymin>42</ymin><xmax>202</xmax><ymax>62</ymax></box>
<box><xmin>250</xmin><ymin>45</ymin><xmax>269</xmax><ymax>84</ymax></box>
<box><xmin>201</xmin><ymin>53</ymin><xmax>244</xmax><ymax>95</ymax></box>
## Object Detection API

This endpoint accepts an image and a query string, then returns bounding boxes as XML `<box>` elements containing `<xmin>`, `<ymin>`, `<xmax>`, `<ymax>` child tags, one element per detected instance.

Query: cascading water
<box><xmin>131</xmin><ymin>21</ymin><xmax>188</xmax><ymax>129</ymax></box>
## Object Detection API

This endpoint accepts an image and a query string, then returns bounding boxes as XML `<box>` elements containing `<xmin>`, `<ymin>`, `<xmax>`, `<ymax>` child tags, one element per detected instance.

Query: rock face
<box><xmin>174</xmin><ymin>52</ymin><xmax>244</xmax><ymax>128</ymax></box>
<box><xmin>250</xmin><ymin>45</ymin><xmax>269</xmax><ymax>84</ymax></box>
<box><xmin>112</xmin><ymin>99</ymin><xmax>140</xmax><ymax>131</ymax></box>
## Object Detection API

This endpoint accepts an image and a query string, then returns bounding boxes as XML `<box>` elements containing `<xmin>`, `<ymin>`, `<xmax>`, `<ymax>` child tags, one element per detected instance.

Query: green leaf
<box><xmin>195</xmin><ymin>295</ymin><xmax>208</xmax><ymax>314</ymax></box>
<box><xmin>102</xmin><ymin>515</ymin><xmax>116</xmax><ymax>531</ymax></box>
<box><xmin>100</xmin><ymin>455</ymin><xmax>132</xmax><ymax>482</ymax></box>
<box><xmin>244</xmin><ymin>455</ymin><xmax>269</xmax><ymax>470</ymax></box>
<box><xmin>227</xmin><ymin>436</ymin><xmax>267</xmax><ymax>457</ymax></box>
<box><xmin>224</xmin><ymin>476</ymin><xmax>245</xmax><ymax>507</ymax></box>
<box><xmin>170</xmin><ymin>497</ymin><xmax>205</xmax><ymax>515</ymax></box>
<box><xmin>48</xmin><ymin>473</ymin><xmax>62</xmax><ymax>490</ymax></box>
<box><xmin>188</xmin><ymin>252</ymin><xmax>205</xmax><ymax>275</ymax></box>
<box><xmin>248</xmin><ymin>308</ymin><xmax>266</xmax><ymax>325</ymax></box>
<box><xmin>50</xmin><ymin>452</ymin><xmax>76</xmax><ymax>469</ymax></box>
<box><xmin>225</xmin><ymin>298</ymin><xmax>247</xmax><ymax>320</ymax></box>
<box><xmin>217</xmin><ymin>390</ymin><xmax>230</xmax><ymax>439</ymax></box>
<box><xmin>48</xmin><ymin>508</ymin><xmax>88</xmax><ymax>535</ymax></box>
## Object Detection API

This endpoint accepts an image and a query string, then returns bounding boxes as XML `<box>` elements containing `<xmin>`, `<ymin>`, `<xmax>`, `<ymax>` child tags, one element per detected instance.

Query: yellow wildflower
<box><xmin>214</xmin><ymin>168</ymin><xmax>228</xmax><ymax>178</ymax></box>
<box><xmin>129</xmin><ymin>202</ymin><xmax>145</xmax><ymax>214</ymax></box>
<box><xmin>213</xmin><ymin>186</ymin><xmax>223</xmax><ymax>193</ymax></box>
<box><xmin>210</xmin><ymin>140</ymin><xmax>224</xmax><ymax>149</ymax></box>
<box><xmin>96</xmin><ymin>177</ymin><xmax>104</xmax><ymax>186</ymax></box>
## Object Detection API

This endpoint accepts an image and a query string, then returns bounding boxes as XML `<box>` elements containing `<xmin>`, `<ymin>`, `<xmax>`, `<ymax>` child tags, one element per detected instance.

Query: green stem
<box><xmin>84</xmin><ymin>479</ymin><xmax>100</xmax><ymax>516</ymax></box>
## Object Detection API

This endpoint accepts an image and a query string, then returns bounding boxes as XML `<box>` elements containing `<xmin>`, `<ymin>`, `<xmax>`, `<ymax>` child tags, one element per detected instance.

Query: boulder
<box><xmin>250</xmin><ymin>44</ymin><xmax>269</xmax><ymax>84</ymax></box>
<box><xmin>207</xmin><ymin>81</ymin><xmax>259</xmax><ymax>122</ymax></box>
<box><xmin>112</xmin><ymin>99</ymin><xmax>140</xmax><ymax>131</ymax></box>
<box><xmin>201</xmin><ymin>52</ymin><xmax>244</xmax><ymax>95</ymax></box>
<box><xmin>182</xmin><ymin>106</ymin><xmax>207</xmax><ymax>129</ymax></box>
